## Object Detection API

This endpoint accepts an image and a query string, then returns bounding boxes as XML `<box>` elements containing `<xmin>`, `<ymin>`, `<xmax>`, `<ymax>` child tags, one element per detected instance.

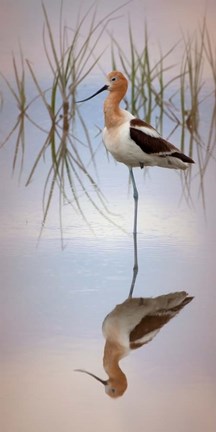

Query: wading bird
<box><xmin>77</xmin><ymin>71</ymin><xmax>194</xmax><ymax>233</ymax></box>
<box><xmin>75</xmin><ymin>291</ymin><xmax>193</xmax><ymax>398</ymax></box>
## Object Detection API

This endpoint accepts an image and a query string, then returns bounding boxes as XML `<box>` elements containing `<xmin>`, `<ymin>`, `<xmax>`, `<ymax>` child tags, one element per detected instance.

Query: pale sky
<box><xmin>0</xmin><ymin>0</ymin><xmax>215</xmax><ymax>77</ymax></box>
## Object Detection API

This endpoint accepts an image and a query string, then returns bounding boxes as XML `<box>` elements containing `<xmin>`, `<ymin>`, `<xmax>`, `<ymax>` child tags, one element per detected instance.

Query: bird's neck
<box><xmin>103</xmin><ymin>340</ymin><xmax>126</xmax><ymax>382</ymax></box>
<box><xmin>103</xmin><ymin>93</ymin><xmax>125</xmax><ymax>128</ymax></box>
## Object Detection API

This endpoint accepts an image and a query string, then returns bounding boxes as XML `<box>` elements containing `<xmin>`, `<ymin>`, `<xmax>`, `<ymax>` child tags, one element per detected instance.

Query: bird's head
<box><xmin>76</xmin><ymin>71</ymin><xmax>128</xmax><ymax>103</ymax></box>
<box><xmin>75</xmin><ymin>368</ymin><xmax>127</xmax><ymax>399</ymax></box>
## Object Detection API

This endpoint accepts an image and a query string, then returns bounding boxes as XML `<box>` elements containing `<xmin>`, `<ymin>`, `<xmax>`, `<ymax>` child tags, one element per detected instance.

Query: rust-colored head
<box><xmin>75</xmin><ymin>369</ymin><xmax>128</xmax><ymax>399</ymax></box>
<box><xmin>76</xmin><ymin>71</ymin><xmax>128</xmax><ymax>103</ymax></box>
<box><xmin>105</xmin><ymin>375</ymin><xmax>128</xmax><ymax>398</ymax></box>
<box><xmin>106</xmin><ymin>71</ymin><xmax>128</xmax><ymax>95</ymax></box>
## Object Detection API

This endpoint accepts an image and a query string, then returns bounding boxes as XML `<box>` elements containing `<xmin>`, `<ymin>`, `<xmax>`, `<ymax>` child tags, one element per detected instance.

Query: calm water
<box><xmin>1</xmin><ymin>1</ymin><xmax>216</xmax><ymax>431</ymax></box>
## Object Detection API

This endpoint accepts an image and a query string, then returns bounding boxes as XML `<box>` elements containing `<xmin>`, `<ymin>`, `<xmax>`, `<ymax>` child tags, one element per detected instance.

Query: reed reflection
<box><xmin>75</xmin><ymin>232</ymin><xmax>193</xmax><ymax>398</ymax></box>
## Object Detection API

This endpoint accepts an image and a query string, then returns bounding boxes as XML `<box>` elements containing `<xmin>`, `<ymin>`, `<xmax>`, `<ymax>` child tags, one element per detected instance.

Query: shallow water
<box><xmin>1</xmin><ymin>1</ymin><xmax>216</xmax><ymax>431</ymax></box>
<box><xmin>1</xmin><ymin>141</ymin><xmax>216</xmax><ymax>431</ymax></box>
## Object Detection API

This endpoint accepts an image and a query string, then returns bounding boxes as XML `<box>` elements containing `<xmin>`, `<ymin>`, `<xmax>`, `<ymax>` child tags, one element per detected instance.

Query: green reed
<box><xmin>202</xmin><ymin>19</ymin><xmax>216</xmax><ymax>171</ymax></box>
<box><xmin>111</xmin><ymin>18</ymin><xmax>216</xmax><ymax>207</ymax></box>
<box><xmin>0</xmin><ymin>48</ymin><xmax>32</xmax><ymax>179</ymax></box>
<box><xmin>1</xmin><ymin>5</ymin><xmax>216</xmax><ymax>237</ymax></box>
<box><xmin>1</xmin><ymin>3</ymin><xmax>128</xmax><ymax>245</ymax></box>
<box><xmin>111</xmin><ymin>22</ymin><xmax>183</xmax><ymax>134</ymax></box>
<box><xmin>178</xmin><ymin>18</ymin><xmax>216</xmax><ymax>207</ymax></box>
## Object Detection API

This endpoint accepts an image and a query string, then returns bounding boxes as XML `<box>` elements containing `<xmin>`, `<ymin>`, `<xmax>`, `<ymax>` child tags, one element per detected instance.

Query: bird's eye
<box><xmin>111</xmin><ymin>77</ymin><xmax>117</xmax><ymax>82</ymax></box>
<box><xmin>111</xmin><ymin>388</ymin><xmax>116</xmax><ymax>394</ymax></box>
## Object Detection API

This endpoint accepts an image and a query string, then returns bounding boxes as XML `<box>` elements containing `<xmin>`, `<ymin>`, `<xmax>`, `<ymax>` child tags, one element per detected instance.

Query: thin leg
<box><xmin>128</xmin><ymin>167</ymin><xmax>139</xmax><ymax>298</ymax></box>
<box><xmin>128</xmin><ymin>230</ymin><xmax>139</xmax><ymax>298</ymax></box>
<box><xmin>129</xmin><ymin>167</ymin><xmax>138</xmax><ymax>235</ymax></box>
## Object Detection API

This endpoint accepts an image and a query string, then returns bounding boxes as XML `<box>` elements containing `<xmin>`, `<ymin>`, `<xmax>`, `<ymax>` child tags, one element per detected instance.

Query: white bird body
<box><xmin>102</xmin><ymin>291</ymin><xmax>191</xmax><ymax>354</ymax></box>
<box><xmin>103</xmin><ymin>119</ymin><xmax>189</xmax><ymax>169</ymax></box>
<box><xmin>102</xmin><ymin>121</ymin><xmax>140</xmax><ymax>167</ymax></box>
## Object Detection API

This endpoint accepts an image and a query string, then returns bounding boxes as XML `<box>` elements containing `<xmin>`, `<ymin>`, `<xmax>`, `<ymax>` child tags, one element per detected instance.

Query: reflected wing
<box><xmin>129</xmin><ymin>296</ymin><xmax>193</xmax><ymax>350</ymax></box>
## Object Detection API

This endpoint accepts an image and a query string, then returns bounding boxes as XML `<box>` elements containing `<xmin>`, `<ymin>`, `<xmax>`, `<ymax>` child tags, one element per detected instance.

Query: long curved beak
<box><xmin>74</xmin><ymin>369</ymin><xmax>108</xmax><ymax>386</ymax></box>
<box><xmin>76</xmin><ymin>84</ymin><xmax>109</xmax><ymax>103</ymax></box>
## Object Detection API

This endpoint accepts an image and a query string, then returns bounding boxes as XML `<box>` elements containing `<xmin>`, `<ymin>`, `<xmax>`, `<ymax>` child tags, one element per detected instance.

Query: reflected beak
<box><xmin>74</xmin><ymin>369</ymin><xmax>108</xmax><ymax>386</ymax></box>
<box><xmin>76</xmin><ymin>84</ymin><xmax>109</xmax><ymax>103</ymax></box>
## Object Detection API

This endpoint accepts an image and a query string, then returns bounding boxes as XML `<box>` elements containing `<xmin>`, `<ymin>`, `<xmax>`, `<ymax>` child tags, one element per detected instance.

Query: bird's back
<box><xmin>102</xmin><ymin>292</ymin><xmax>193</xmax><ymax>350</ymax></box>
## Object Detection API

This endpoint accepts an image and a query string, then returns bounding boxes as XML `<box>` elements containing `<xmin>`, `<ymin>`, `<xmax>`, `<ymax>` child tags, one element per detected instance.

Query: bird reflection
<box><xmin>76</xmin><ymin>228</ymin><xmax>193</xmax><ymax>398</ymax></box>
<box><xmin>76</xmin><ymin>291</ymin><xmax>193</xmax><ymax>398</ymax></box>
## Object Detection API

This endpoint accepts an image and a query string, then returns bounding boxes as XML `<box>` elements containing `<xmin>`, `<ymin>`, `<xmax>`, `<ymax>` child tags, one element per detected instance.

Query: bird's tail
<box><xmin>155</xmin><ymin>291</ymin><xmax>193</xmax><ymax>312</ymax></box>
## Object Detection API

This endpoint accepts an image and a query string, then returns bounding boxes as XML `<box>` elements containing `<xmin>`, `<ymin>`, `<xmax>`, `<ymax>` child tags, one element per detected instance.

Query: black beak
<box><xmin>74</xmin><ymin>369</ymin><xmax>108</xmax><ymax>386</ymax></box>
<box><xmin>76</xmin><ymin>84</ymin><xmax>109</xmax><ymax>103</ymax></box>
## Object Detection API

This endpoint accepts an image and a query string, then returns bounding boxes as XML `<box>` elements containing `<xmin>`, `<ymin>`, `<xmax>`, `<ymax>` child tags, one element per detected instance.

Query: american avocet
<box><xmin>75</xmin><ymin>291</ymin><xmax>193</xmax><ymax>398</ymax></box>
<box><xmin>77</xmin><ymin>71</ymin><xmax>194</xmax><ymax>233</ymax></box>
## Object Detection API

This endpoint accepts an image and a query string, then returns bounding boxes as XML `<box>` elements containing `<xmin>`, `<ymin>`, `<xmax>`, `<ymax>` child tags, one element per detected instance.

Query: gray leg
<box><xmin>128</xmin><ymin>167</ymin><xmax>139</xmax><ymax>298</ymax></box>
<box><xmin>128</xmin><ymin>230</ymin><xmax>139</xmax><ymax>298</ymax></box>
<box><xmin>129</xmin><ymin>167</ymin><xmax>138</xmax><ymax>235</ymax></box>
